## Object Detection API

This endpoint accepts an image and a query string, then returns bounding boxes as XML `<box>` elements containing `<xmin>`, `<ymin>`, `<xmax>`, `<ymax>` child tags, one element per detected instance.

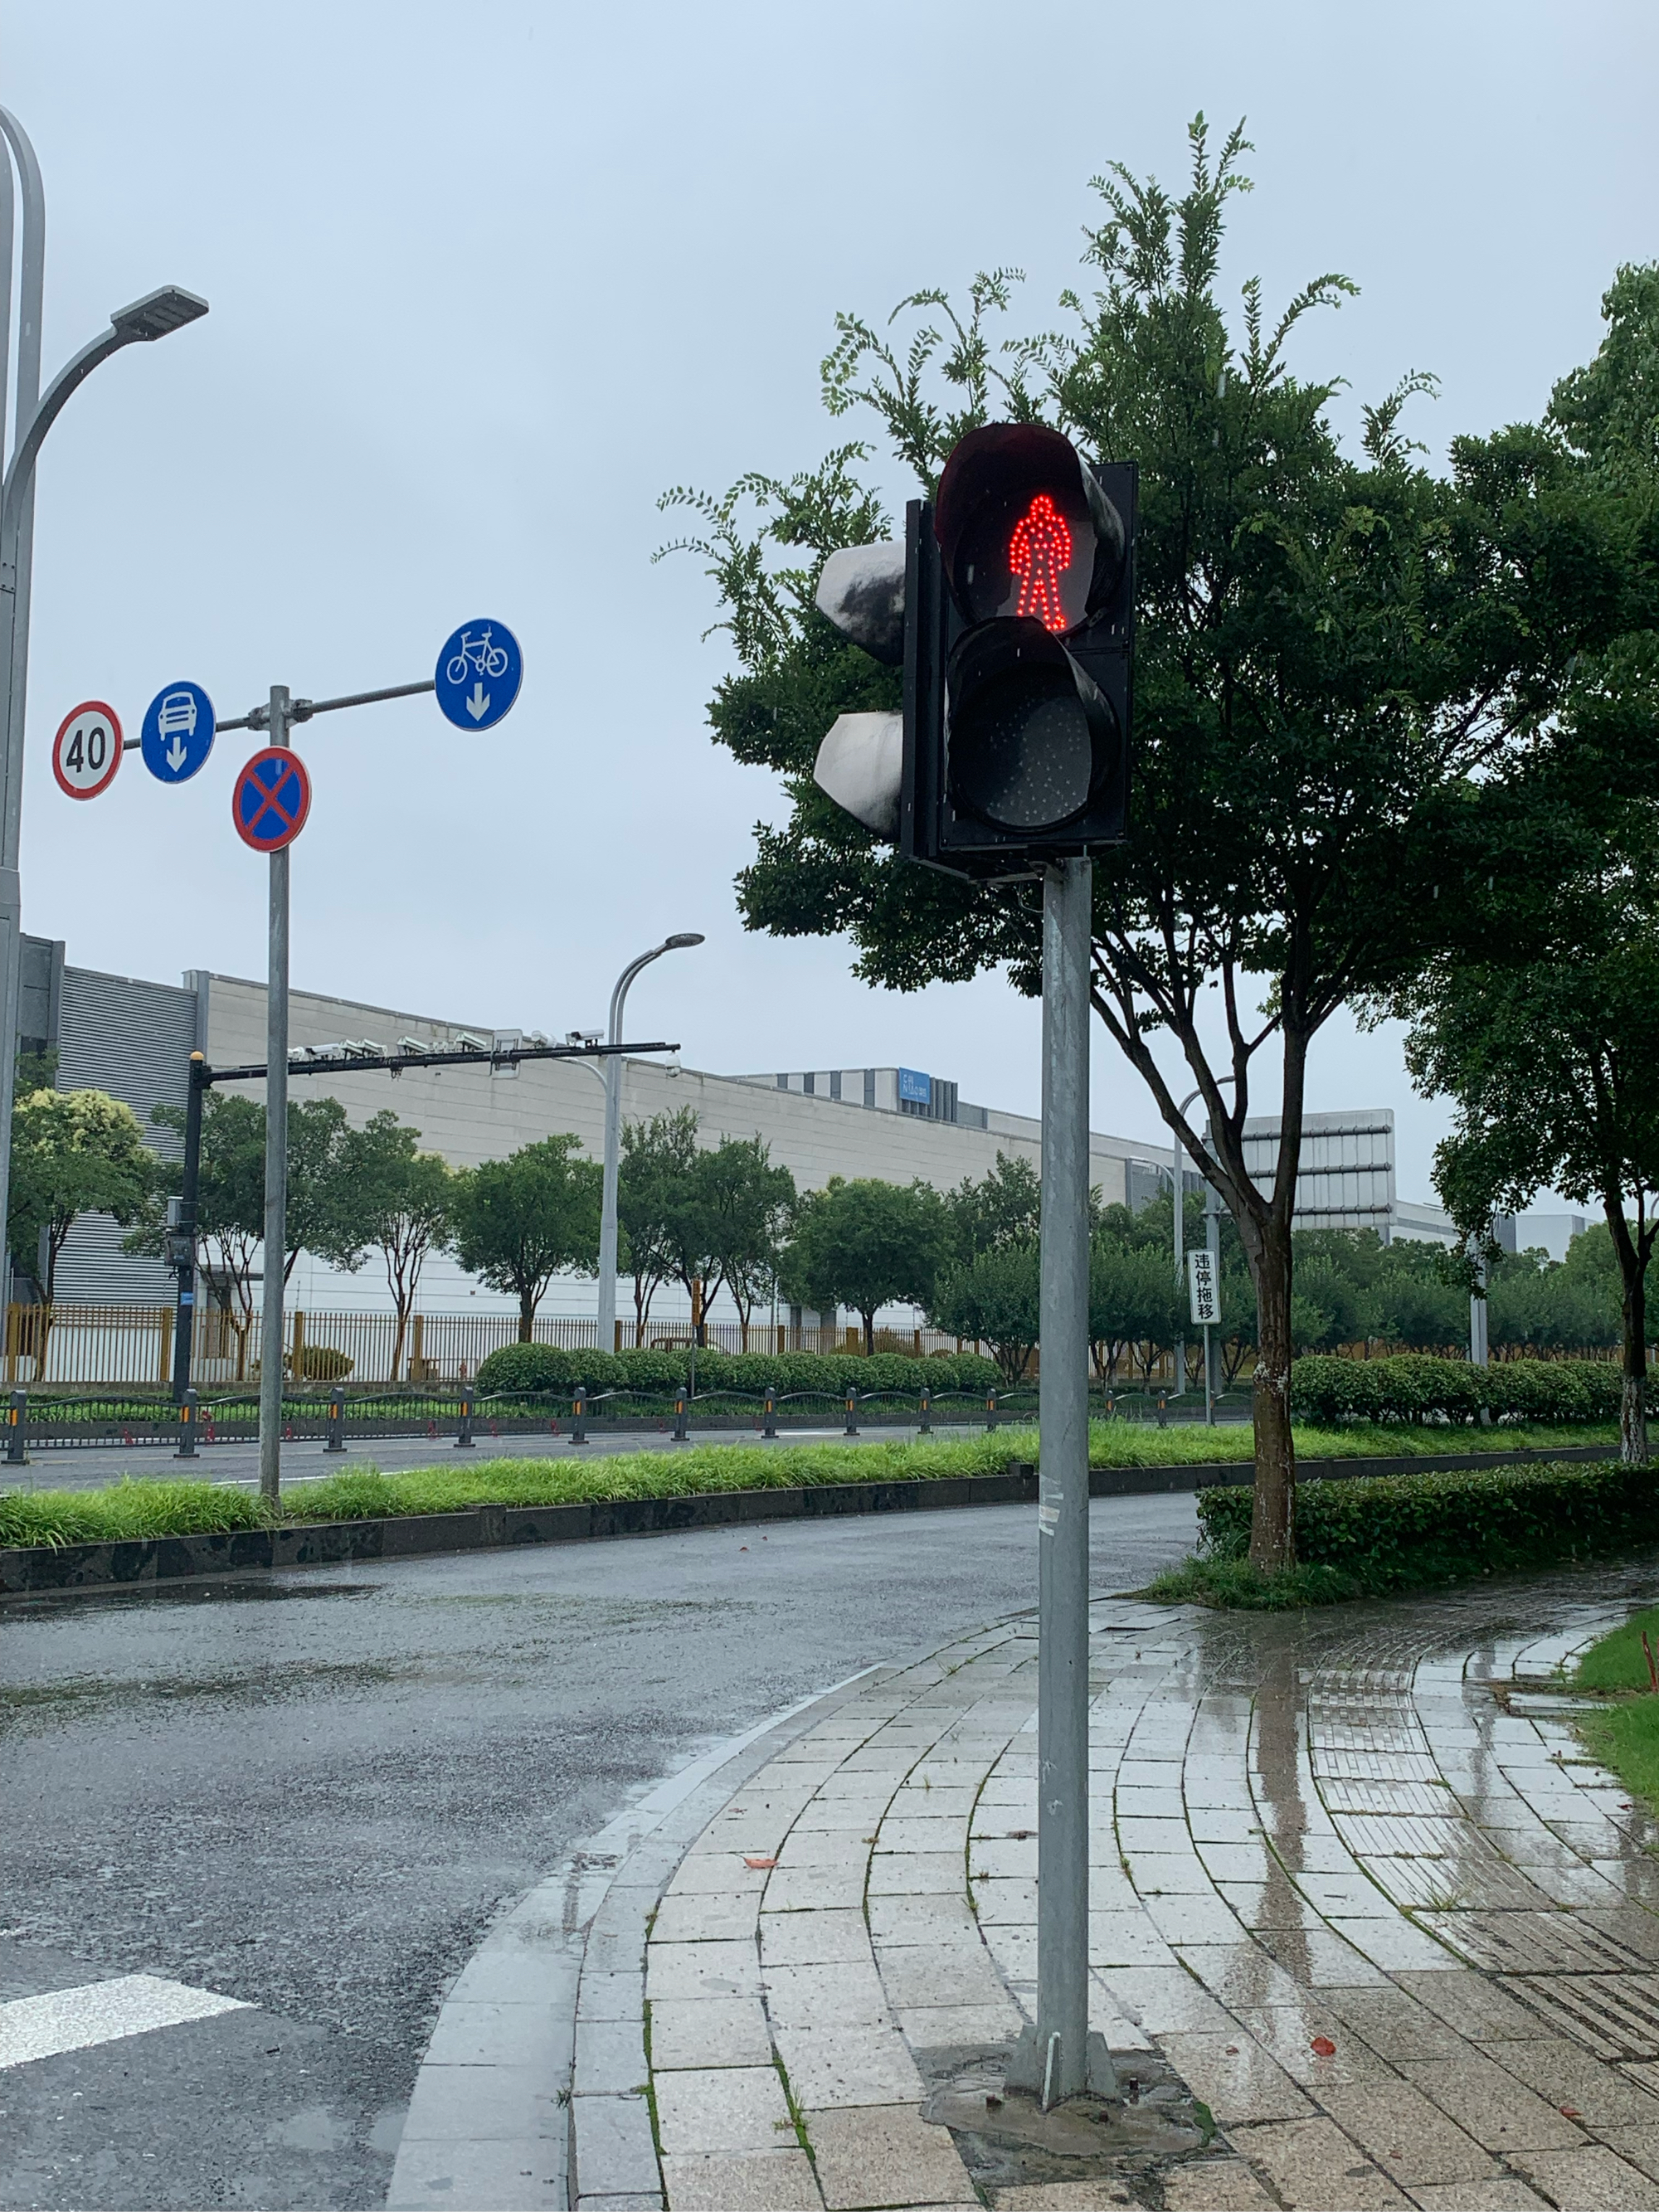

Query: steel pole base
<box><xmin>1003</xmin><ymin>2022</ymin><xmax>1120</xmax><ymax>2107</ymax></box>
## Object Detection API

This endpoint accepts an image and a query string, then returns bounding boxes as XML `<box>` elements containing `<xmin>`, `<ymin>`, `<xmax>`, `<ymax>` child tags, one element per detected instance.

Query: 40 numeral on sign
<box><xmin>52</xmin><ymin>701</ymin><xmax>124</xmax><ymax>800</ymax></box>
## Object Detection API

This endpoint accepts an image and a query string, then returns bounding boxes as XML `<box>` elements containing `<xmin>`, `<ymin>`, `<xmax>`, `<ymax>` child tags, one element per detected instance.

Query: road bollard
<box><xmin>173</xmin><ymin>1388</ymin><xmax>197</xmax><ymax>1461</ymax></box>
<box><xmin>918</xmin><ymin>1384</ymin><xmax>932</xmax><ymax>1436</ymax></box>
<box><xmin>326</xmin><ymin>1384</ymin><xmax>348</xmax><ymax>1455</ymax></box>
<box><xmin>985</xmin><ymin>1388</ymin><xmax>1000</xmax><ymax>1432</ymax></box>
<box><xmin>762</xmin><ymin>1384</ymin><xmax>778</xmax><ymax>1439</ymax></box>
<box><xmin>454</xmin><ymin>1386</ymin><xmax>474</xmax><ymax>1451</ymax></box>
<box><xmin>673</xmin><ymin>1384</ymin><xmax>689</xmax><ymax>1442</ymax></box>
<box><xmin>6</xmin><ymin>1387</ymin><xmax>26</xmax><ymax>1463</ymax></box>
<box><xmin>1155</xmin><ymin>1388</ymin><xmax>1168</xmax><ymax>1427</ymax></box>
<box><xmin>844</xmin><ymin>1386</ymin><xmax>859</xmax><ymax>1437</ymax></box>
<box><xmin>572</xmin><ymin>1383</ymin><xmax>588</xmax><ymax>1446</ymax></box>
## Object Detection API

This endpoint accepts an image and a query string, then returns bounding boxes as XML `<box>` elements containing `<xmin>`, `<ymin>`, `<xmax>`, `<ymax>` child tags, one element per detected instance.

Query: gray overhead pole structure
<box><xmin>0</xmin><ymin>105</ymin><xmax>207</xmax><ymax>1308</ymax></box>
<box><xmin>596</xmin><ymin>932</ymin><xmax>703</xmax><ymax>1355</ymax></box>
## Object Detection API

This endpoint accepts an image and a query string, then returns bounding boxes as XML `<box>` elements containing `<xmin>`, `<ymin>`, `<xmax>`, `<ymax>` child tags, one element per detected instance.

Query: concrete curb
<box><xmin>382</xmin><ymin>1664</ymin><xmax>888</xmax><ymax>2212</ymax></box>
<box><xmin>1</xmin><ymin>1444</ymin><xmax>1623</xmax><ymax>1600</ymax></box>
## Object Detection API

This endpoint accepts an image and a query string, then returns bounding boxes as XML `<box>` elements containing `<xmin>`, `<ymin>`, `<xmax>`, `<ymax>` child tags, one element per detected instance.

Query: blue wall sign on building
<box><xmin>898</xmin><ymin>1067</ymin><xmax>932</xmax><ymax>1106</ymax></box>
<box><xmin>140</xmin><ymin>680</ymin><xmax>216</xmax><ymax>783</ymax></box>
<box><xmin>435</xmin><ymin>618</ymin><xmax>523</xmax><ymax>732</ymax></box>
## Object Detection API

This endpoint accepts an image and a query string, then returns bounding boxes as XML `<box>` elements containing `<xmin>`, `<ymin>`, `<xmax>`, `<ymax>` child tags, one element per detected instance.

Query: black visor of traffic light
<box><xmin>934</xmin><ymin>421</ymin><xmax>1126</xmax><ymax>636</ymax></box>
<box><xmin>946</xmin><ymin>618</ymin><xmax>1118</xmax><ymax>835</ymax></box>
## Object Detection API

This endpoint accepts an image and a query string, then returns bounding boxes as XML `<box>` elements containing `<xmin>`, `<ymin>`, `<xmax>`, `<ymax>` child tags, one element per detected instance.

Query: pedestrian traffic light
<box><xmin>812</xmin><ymin>424</ymin><xmax>1134</xmax><ymax>877</ymax></box>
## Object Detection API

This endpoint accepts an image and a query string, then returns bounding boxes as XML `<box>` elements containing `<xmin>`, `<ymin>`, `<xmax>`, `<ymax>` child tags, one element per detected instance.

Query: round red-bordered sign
<box><xmin>53</xmin><ymin>700</ymin><xmax>124</xmax><ymax>800</ymax></box>
<box><xmin>232</xmin><ymin>746</ymin><xmax>312</xmax><ymax>853</ymax></box>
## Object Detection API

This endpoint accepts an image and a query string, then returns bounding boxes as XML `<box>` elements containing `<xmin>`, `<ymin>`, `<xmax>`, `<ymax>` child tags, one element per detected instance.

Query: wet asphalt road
<box><xmin>0</xmin><ymin>1492</ymin><xmax>1196</xmax><ymax>2211</ymax></box>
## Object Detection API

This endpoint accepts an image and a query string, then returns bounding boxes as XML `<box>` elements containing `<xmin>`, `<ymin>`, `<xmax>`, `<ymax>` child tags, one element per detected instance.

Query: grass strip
<box><xmin>0</xmin><ymin>1419</ymin><xmax>1627</xmax><ymax>1555</ymax></box>
<box><xmin>1564</xmin><ymin>1612</ymin><xmax>1659</xmax><ymax>1820</ymax></box>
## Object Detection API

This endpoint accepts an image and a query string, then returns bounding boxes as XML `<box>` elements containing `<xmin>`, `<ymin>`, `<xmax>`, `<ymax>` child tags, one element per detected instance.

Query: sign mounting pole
<box><xmin>258</xmin><ymin>683</ymin><xmax>291</xmax><ymax>1506</ymax></box>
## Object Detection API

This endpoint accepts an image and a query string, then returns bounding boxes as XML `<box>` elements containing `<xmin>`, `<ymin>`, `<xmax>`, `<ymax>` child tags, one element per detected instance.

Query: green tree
<box><xmin>133</xmin><ymin>1093</ymin><xmax>380</xmax><ymax>1377</ymax></box>
<box><xmin>619</xmin><ymin>1108</ymin><xmax>701</xmax><ymax>1345</ymax></box>
<box><xmin>1395</xmin><ymin>824</ymin><xmax>1659</xmax><ymax>1461</ymax></box>
<box><xmin>1370</xmin><ymin>1237</ymin><xmax>1467</xmax><ymax>1352</ymax></box>
<box><xmin>696</xmin><ymin>1135</ymin><xmax>796</xmax><ymax>1331</ymax></box>
<box><xmin>944</xmin><ymin>1154</ymin><xmax>1043</xmax><ymax>1265</ymax></box>
<box><xmin>8</xmin><ymin>1088</ymin><xmax>160</xmax><ymax>1314</ymax></box>
<box><xmin>452</xmin><ymin>1135</ymin><xmax>601</xmax><ymax>1340</ymax></box>
<box><xmin>664</xmin><ymin>121</ymin><xmax>1627</xmax><ymax>1568</ymax></box>
<box><xmin>780</xmin><ymin>1175</ymin><xmax>947</xmax><ymax>1353</ymax></box>
<box><xmin>1087</xmin><ymin>1220</ymin><xmax>1183</xmax><ymax>1384</ymax></box>
<box><xmin>1486</xmin><ymin>1242</ymin><xmax>1618</xmax><ymax>1358</ymax></box>
<box><xmin>338</xmin><ymin>1111</ymin><xmax>455</xmax><ymax>1380</ymax></box>
<box><xmin>931</xmin><ymin>1241</ymin><xmax>1040</xmax><ymax>1383</ymax></box>
<box><xmin>649</xmin><ymin>1128</ymin><xmax>798</xmax><ymax>1342</ymax></box>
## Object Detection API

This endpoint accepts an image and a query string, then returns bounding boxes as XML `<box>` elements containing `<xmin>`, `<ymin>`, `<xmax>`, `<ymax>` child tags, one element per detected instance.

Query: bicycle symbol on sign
<box><xmin>445</xmin><ymin>628</ymin><xmax>510</xmax><ymax>685</ymax></box>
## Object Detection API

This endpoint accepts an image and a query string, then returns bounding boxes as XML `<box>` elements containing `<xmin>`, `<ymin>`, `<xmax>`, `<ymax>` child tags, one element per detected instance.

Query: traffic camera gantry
<box><xmin>166</xmin><ymin>1032</ymin><xmax>677</xmax><ymax>1401</ymax></box>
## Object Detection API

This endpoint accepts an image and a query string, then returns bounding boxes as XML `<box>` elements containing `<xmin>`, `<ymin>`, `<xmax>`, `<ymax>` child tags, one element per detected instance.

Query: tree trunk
<box><xmin>1606</xmin><ymin>1194</ymin><xmax>1650</xmax><ymax>1465</ymax></box>
<box><xmin>1248</xmin><ymin>1218</ymin><xmax>1297</xmax><ymax>1572</ymax></box>
<box><xmin>862</xmin><ymin>1309</ymin><xmax>875</xmax><ymax>1355</ymax></box>
<box><xmin>518</xmin><ymin>1290</ymin><xmax>534</xmax><ymax>1343</ymax></box>
<box><xmin>391</xmin><ymin>1303</ymin><xmax>409</xmax><ymax>1385</ymax></box>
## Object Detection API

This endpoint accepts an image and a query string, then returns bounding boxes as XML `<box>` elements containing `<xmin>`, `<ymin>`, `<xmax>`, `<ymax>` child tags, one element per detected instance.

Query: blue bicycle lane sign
<box><xmin>435</xmin><ymin>619</ymin><xmax>522</xmax><ymax>732</ymax></box>
<box><xmin>140</xmin><ymin>679</ymin><xmax>216</xmax><ymax>782</ymax></box>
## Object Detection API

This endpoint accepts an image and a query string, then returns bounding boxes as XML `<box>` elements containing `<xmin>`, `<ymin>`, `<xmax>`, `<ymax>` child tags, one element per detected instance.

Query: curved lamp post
<box><xmin>0</xmin><ymin>107</ymin><xmax>207</xmax><ymax>1298</ymax></box>
<box><xmin>596</xmin><ymin>932</ymin><xmax>703</xmax><ymax>1350</ymax></box>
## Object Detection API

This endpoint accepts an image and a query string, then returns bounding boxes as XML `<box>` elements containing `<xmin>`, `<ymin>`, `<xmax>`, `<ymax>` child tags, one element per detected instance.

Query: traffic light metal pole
<box><xmin>1009</xmin><ymin>855</ymin><xmax>1114</xmax><ymax>2109</ymax></box>
<box><xmin>258</xmin><ymin>685</ymin><xmax>293</xmax><ymax>1504</ymax></box>
<box><xmin>170</xmin><ymin>1052</ymin><xmax>207</xmax><ymax>1400</ymax></box>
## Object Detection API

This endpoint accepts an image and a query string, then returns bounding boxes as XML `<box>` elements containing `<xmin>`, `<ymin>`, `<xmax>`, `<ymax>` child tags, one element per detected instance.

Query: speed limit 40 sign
<box><xmin>53</xmin><ymin>701</ymin><xmax>124</xmax><ymax>800</ymax></box>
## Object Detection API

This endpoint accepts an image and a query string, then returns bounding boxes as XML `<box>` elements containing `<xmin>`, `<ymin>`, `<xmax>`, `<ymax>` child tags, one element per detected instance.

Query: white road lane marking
<box><xmin>0</xmin><ymin>1973</ymin><xmax>251</xmax><ymax>2068</ymax></box>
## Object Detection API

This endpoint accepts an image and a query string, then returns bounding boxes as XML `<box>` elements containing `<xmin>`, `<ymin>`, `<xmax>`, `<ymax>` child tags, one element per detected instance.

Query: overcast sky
<box><xmin>5</xmin><ymin>1</ymin><xmax>1655</xmax><ymax>1203</ymax></box>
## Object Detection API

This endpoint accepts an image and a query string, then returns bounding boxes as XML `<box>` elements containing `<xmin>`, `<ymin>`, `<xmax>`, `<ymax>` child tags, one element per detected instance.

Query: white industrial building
<box><xmin>22</xmin><ymin>939</ymin><xmax>1461</xmax><ymax>1330</ymax></box>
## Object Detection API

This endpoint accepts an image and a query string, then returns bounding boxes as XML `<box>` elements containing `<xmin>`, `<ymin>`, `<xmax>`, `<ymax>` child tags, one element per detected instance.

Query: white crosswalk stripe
<box><xmin>0</xmin><ymin>1973</ymin><xmax>251</xmax><ymax>2069</ymax></box>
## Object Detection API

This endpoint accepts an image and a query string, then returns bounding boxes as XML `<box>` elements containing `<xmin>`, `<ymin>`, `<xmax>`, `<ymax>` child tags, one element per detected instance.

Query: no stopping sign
<box><xmin>232</xmin><ymin>747</ymin><xmax>312</xmax><ymax>852</ymax></box>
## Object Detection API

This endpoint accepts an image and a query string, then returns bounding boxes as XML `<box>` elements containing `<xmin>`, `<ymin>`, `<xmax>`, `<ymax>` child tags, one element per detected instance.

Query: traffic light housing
<box><xmin>908</xmin><ymin>423</ymin><xmax>1133</xmax><ymax>877</ymax></box>
<box><xmin>813</xmin><ymin>424</ymin><xmax>1134</xmax><ymax>878</ymax></box>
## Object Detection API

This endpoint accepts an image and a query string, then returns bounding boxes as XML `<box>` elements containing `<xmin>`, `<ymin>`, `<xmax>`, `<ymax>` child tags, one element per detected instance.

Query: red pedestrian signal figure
<box><xmin>1010</xmin><ymin>493</ymin><xmax>1072</xmax><ymax>632</ymax></box>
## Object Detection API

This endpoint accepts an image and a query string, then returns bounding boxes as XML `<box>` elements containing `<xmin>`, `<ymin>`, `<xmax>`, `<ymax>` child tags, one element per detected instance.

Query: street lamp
<box><xmin>596</xmin><ymin>933</ymin><xmax>703</xmax><ymax>1352</ymax></box>
<box><xmin>0</xmin><ymin>106</ymin><xmax>209</xmax><ymax>1296</ymax></box>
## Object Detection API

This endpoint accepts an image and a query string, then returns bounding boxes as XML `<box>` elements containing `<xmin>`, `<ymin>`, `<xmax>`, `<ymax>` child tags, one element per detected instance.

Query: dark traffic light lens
<box><xmin>950</xmin><ymin>664</ymin><xmax>1097</xmax><ymax>829</ymax></box>
<box><xmin>946</xmin><ymin>617</ymin><xmax>1116</xmax><ymax>834</ymax></box>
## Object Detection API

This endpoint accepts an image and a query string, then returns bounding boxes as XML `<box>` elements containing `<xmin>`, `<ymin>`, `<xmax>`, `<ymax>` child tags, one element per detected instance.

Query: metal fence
<box><xmin>0</xmin><ymin>1377</ymin><xmax>1248</xmax><ymax>1461</ymax></box>
<box><xmin>0</xmin><ymin>1303</ymin><xmax>985</xmax><ymax>1388</ymax></box>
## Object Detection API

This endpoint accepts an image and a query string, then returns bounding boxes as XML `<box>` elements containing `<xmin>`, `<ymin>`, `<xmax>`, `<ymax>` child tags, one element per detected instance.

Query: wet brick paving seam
<box><xmin>600</xmin><ymin>1563</ymin><xmax>1659</xmax><ymax>2211</ymax></box>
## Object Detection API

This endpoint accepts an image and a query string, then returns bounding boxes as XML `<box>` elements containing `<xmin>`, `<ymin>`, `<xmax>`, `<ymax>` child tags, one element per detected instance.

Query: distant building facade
<box><xmin>17</xmin><ymin>941</ymin><xmax>1456</xmax><ymax>1317</ymax></box>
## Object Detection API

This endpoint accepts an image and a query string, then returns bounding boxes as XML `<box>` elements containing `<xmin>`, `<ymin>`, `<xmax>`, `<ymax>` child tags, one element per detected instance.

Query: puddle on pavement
<box><xmin>2</xmin><ymin>1578</ymin><xmax>380</xmax><ymax>1616</ymax></box>
<box><xmin>917</xmin><ymin>2043</ymin><xmax>1206</xmax><ymax>2195</ymax></box>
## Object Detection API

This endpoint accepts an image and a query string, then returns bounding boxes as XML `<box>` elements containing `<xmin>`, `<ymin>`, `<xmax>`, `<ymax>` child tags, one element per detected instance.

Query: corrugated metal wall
<box><xmin>49</xmin><ymin>961</ymin><xmax>202</xmax><ymax>1302</ymax></box>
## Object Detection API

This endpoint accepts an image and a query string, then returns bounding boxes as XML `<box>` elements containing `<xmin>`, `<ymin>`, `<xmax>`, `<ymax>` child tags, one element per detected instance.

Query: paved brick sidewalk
<box><xmin>565</xmin><ymin>1569</ymin><xmax>1659</xmax><ymax>2211</ymax></box>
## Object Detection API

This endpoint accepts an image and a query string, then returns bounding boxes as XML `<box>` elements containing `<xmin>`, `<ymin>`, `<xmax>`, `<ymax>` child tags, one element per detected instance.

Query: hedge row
<box><xmin>1196</xmin><ymin>1456</ymin><xmax>1657</xmax><ymax>1592</ymax></box>
<box><xmin>1288</xmin><ymin>1354</ymin><xmax>1623</xmax><ymax>1427</ymax></box>
<box><xmin>472</xmin><ymin>1342</ymin><xmax>1005</xmax><ymax>1398</ymax></box>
